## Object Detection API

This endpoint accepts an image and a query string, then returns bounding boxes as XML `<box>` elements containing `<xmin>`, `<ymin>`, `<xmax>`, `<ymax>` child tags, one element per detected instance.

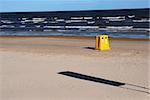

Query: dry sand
<box><xmin>0</xmin><ymin>37</ymin><xmax>149</xmax><ymax>100</ymax></box>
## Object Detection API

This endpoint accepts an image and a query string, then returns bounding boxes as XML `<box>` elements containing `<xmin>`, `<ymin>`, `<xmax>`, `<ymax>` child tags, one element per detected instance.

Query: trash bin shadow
<box><xmin>84</xmin><ymin>47</ymin><xmax>95</xmax><ymax>50</ymax></box>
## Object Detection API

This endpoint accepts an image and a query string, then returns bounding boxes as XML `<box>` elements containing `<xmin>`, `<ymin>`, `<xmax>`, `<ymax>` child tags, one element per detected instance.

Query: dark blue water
<box><xmin>0</xmin><ymin>31</ymin><xmax>149</xmax><ymax>39</ymax></box>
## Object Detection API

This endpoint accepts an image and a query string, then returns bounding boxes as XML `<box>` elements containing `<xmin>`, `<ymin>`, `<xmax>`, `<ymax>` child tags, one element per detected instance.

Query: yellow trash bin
<box><xmin>95</xmin><ymin>35</ymin><xmax>100</xmax><ymax>50</ymax></box>
<box><xmin>95</xmin><ymin>35</ymin><xmax>110</xmax><ymax>50</ymax></box>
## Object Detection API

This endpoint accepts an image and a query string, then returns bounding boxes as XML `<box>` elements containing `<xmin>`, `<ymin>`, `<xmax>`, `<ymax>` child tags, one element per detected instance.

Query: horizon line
<box><xmin>0</xmin><ymin>7</ymin><xmax>149</xmax><ymax>13</ymax></box>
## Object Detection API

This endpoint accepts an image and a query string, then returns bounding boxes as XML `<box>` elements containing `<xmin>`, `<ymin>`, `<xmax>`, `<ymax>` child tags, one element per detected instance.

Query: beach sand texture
<box><xmin>0</xmin><ymin>37</ymin><xmax>149</xmax><ymax>100</ymax></box>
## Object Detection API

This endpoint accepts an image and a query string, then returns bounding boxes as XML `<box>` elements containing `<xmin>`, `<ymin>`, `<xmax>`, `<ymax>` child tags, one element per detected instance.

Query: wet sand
<box><xmin>0</xmin><ymin>36</ymin><xmax>149</xmax><ymax>100</ymax></box>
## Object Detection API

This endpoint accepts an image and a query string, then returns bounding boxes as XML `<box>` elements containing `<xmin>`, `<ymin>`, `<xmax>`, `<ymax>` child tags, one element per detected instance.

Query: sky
<box><xmin>0</xmin><ymin>0</ymin><xmax>149</xmax><ymax>12</ymax></box>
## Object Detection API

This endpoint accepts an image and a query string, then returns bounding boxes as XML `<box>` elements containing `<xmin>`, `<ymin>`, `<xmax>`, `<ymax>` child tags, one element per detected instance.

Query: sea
<box><xmin>0</xmin><ymin>31</ymin><xmax>149</xmax><ymax>39</ymax></box>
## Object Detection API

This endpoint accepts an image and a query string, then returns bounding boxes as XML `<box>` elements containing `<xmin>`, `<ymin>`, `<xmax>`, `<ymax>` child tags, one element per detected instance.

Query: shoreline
<box><xmin>0</xmin><ymin>36</ymin><xmax>149</xmax><ymax>41</ymax></box>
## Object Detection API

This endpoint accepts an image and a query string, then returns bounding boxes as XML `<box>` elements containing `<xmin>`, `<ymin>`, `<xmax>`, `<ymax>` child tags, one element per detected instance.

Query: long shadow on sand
<box><xmin>58</xmin><ymin>71</ymin><xmax>149</xmax><ymax>94</ymax></box>
<box><xmin>58</xmin><ymin>71</ymin><xmax>125</xmax><ymax>86</ymax></box>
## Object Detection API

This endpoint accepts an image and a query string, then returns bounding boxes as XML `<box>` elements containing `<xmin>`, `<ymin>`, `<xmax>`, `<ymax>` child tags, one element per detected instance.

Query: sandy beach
<box><xmin>0</xmin><ymin>36</ymin><xmax>149</xmax><ymax>100</ymax></box>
